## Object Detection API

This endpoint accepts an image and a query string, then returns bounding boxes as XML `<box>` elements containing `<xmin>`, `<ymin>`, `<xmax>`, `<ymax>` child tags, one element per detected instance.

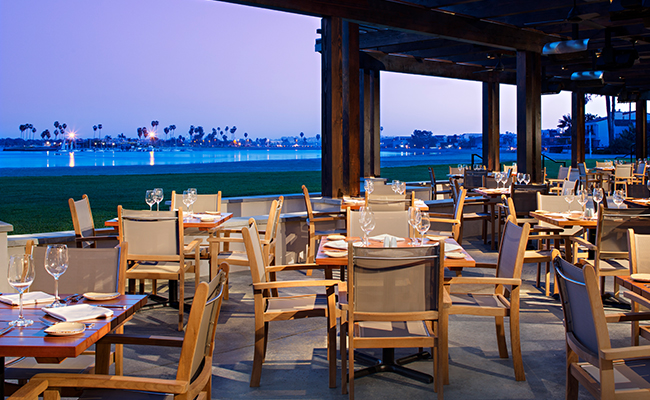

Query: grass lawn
<box><xmin>1</xmin><ymin>158</ymin><xmax>602</xmax><ymax>235</ymax></box>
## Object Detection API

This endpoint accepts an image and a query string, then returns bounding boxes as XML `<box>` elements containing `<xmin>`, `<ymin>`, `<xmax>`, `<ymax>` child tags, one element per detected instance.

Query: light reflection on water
<box><xmin>69</xmin><ymin>152</ymin><xmax>75</xmax><ymax>167</ymax></box>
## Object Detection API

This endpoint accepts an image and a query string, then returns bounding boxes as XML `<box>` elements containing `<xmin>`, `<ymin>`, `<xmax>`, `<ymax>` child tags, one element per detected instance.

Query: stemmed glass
<box><xmin>397</xmin><ymin>181</ymin><xmax>406</xmax><ymax>195</ymax></box>
<box><xmin>153</xmin><ymin>188</ymin><xmax>163</xmax><ymax>211</ymax></box>
<box><xmin>563</xmin><ymin>186</ymin><xmax>575</xmax><ymax>212</ymax></box>
<box><xmin>523</xmin><ymin>174</ymin><xmax>531</xmax><ymax>185</ymax></box>
<box><xmin>364</xmin><ymin>179</ymin><xmax>374</xmax><ymax>195</ymax></box>
<box><xmin>593</xmin><ymin>188</ymin><xmax>604</xmax><ymax>213</ymax></box>
<box><xmin>145</xmin><ymin>190</ymin><xmax>155</xmax><ymax>211</ymax></box>
<box><xmin>646</xmin><ymin>179</ymin><xmax>650</xmax><ymax>196</ymax></box>
<box><xmin>613</xmin><ymin>190</ymin><xmax>625</xmax><ymax>208</ymax></box>
<box><xmin>358</xmin><ymin>207</ymin><xmax>375</xmax><ymax>246</ymax></box>
<box><xmin>576</xmin><ymin>187</ymin><xmax>589</xmax><ymax>216</ymax></box>
<box><xmin>417</xmin><ymin>212</ymin><xmax>430</xmax><ymax>246</ymax></box>
<box><xmin>407</xmin><ymin>207</ymin><xmax>421</xmax><ymax>245</ymax></box>
<box><xmin>188</xmin><ymin>188</ymin><xmax>197</xmax><ymax>214</ymax></box>
<box><xmin>45</xmin><ymin>244</ymin><xmax>68</xmax><ymax>308</ymax></box>
<box><xmin>517</xmin><ymin>173</ymin><xmax>525</xmax><ymax>184</ymax></box>
<box><xmin>494</xmin><ymin>172</ymin><xmax>503</xmax><ymax>188</ymax></box>
<box><xmin>499</xmin><ymin>172</ymin><xmax>509</xmax><ymax>189</ymax></box>
<box><xmin>7</xmin><ymin>254</ymin><xmax>35</xmax><ymax>327</ymax></box>
<box><xmin>182</xmin><ymin>190</ymin><xmax>192</xmax><ymax>212</ymax></box>
<box><xmin>391</xmin><ymin>180</ymin><xmax>399</xmax><ymax>193</ymax></box>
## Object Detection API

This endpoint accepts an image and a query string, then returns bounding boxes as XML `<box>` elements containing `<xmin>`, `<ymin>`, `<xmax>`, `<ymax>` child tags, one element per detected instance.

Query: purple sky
<box><xmin>0</xmin><ymin>0</ymin><xmax>612</xmax><ymax>140</ymax></box>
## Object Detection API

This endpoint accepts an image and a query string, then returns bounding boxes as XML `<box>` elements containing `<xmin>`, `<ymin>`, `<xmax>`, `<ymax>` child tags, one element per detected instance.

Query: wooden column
<box><xmin>571</xmin><ymin>91</ymin><xmax>586</xmax><ymax>167</ymax></box>
<box><xmin>516</xmin><ymin>51</ymin><xmax>542</xmax><ymax>182</ymax></box>
<box><xmin>482</xmin><ymin>81</ymin><xmax>500</xmax><ymax>171</ymax></box>
<box><xmin>360</xmin><ymin>68</ymin><xmax>381</xmax><ymax>178</ymax></box>
<box><xmin>636</xmin><ymin>100</ymin><xmax>647</xmax><ymax>160</ymax></box>
<box><xmin>321</xmin><ymin>17</ymin><xmax>361</xmax><ymax>197</ymax></box>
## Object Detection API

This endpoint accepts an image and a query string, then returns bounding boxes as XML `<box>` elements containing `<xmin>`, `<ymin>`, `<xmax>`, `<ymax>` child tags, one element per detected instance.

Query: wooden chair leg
<box><xmin>250</xmin><ymin>319</ymin><xmax>266</xmax><ymax>387</ymax></box>
<box><xmin>566</xmin><ymin>346</ymin><xmax>580</xmax><ymax>400</ymax></box>
<box><xmin>340</xmin><ymin>316</ymin><xmax>348</xmax><ymax>395</ymax></box>
<box><xmin>632</xmin><ymin>301</ymin><xmax>640</xmax><ymax>346</ymax></box>
<box><xmin>544</xmin><ymin>262</ymin><xmax>551</xmax><ymax>297</ymax></box>
<box><xmin>328</xmin><ymin>318</ymin><xmax>336</xmax><ymax>388</ymax></box>
<box><xmin>349</xmin><ymin>341</ymin><xmax>355</xmax><ymax>400</ymax></box>
<box><xmin>495</xmin><ymin>316</ymin><xmax>509</xmax><ymax>358</ymax></box>
<box><xmin>510</xmin><ymin>311</ymin><xmax>525</xmax><ymax>381</ymax></box>
<box><xmin>440</xmin><ymin>311</ymin><xmax>449</xmax><ymax>385</ymax></box>
<box><xmin>262</xmin><ymin>321</ymin><xmax>269</xmax><ymax>363</ymax></box>
<box><xmin>178</xmin><ymin>277</ymin><xmax>184</xmax><ymax>331</ymax></box>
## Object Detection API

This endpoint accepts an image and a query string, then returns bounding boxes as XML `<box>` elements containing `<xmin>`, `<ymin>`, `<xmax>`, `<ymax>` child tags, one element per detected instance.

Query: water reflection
<box><xmin>149</xmin><ymin>151</ymin><xmax>155</xmax><ymax>166</ymax></box>
<box><xmin>69</xmin><ymin>152</ymin><xmax>75</xmax><ymax>168</ymax></box>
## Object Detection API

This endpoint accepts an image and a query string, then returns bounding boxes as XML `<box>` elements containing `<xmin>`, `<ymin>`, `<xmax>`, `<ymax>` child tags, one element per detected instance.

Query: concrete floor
<box><xmin>119</xmin><ymin>237</ymin><xmax>635</xmax><ymax>400</ymax></box>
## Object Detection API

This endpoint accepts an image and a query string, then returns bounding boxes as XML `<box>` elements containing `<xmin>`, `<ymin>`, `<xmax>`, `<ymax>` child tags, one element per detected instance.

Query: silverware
<box><xmin>97</xmin><ymin>304</ymin><xmax>126</xmax><ymax>310</ymax></box>
<box><xmin>61</xmin><ymin>294</ymin><xmax>80</xmax><ymax>303</ymax></box>
<box><xmin>0</xmin><ymin>325</ymin><xmax>14</xmax><ymax>335</ymax></box>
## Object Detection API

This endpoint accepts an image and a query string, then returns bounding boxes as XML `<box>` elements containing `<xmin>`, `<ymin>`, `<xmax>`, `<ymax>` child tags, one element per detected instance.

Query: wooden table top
<box><xmin>624</xmin><ymin>198</ymin><xmax>650</xmax><ymax>208</ymax></box>
<box><xmin>473</xmin><ymin>187</ymin><xmax>510</xmax><ymax>197</ymax></box>
<box><xmin>529</xmin><ymin>211</ymin><xmax>597</xmax><ymax>228</ymax></box>
<box><xmin>105</xmin><ymin>212</ymin><xmax>233</xmax><ymax>230</ymax></box>
<box><xmin>315</xmin><ymin>236</ymin><xmax>475</xmax><ymax>269</ymax></box>
<box><xmin>0</xmin><ymin>294</ymin><xmax>147</xmax><ymax>358</ymax></box>
<box><xmin>341</xmin><ymin>198</ymin><xmax>429</xmax><ymax>211</ymax></box>
<box><xmin>617</xmin><ymin>276</ymin><xmax>650</xmax><ymax>303</ymax></box>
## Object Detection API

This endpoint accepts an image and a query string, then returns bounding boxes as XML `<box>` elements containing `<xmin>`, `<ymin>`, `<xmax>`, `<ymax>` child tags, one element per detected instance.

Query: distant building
<box><xmin>585</xmin><ymin>111</ymin><xmax>650</xmax><ymax>149</ymax></box>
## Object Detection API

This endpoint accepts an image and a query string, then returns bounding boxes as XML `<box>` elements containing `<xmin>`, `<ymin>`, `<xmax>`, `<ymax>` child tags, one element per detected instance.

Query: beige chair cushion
<box><xmin>581</xmin><ymin>360</ymin><xmax>650</xmax><ymax>391</ymax></box>
<box><xmin>355</xmin><ymin>321</ymin><xmax>430</xmax><ymax>338</ymax></box>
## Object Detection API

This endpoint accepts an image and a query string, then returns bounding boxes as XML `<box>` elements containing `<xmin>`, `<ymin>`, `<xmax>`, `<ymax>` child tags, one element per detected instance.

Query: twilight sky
<box><xmin>0</xmin><ymin>0</ymin><xmax>612</xmax><ymax>140</ymax></box>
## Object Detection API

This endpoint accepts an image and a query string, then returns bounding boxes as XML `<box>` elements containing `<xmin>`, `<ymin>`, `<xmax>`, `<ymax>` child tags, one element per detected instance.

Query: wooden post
<box><xmin>321</xmin><ymin>17</ymin><xmax>361</xmax><ymax>197</ymax></box>
<box><xmin>636</xmin><ymin>100</ymin><xmax>647</xmax><ymax>160</ymax></box>
<box><xmin>482</xmin><ymin>81</ymin><xmax>500</xmax><ymax>171</ymax></box>
<box><xmin>571</xmin><ymin>91</ymin><xmax>586</xmax><ymax>167</ymax></box>
<box><xmin>516</xmin><ymin>51</ymin><xmax>542</xmax><ymax>182</ymax></box>
<box><xmin>360</xmin><ymin>68</ymin><xmax>381</xmax><ymax>178</ymax></box>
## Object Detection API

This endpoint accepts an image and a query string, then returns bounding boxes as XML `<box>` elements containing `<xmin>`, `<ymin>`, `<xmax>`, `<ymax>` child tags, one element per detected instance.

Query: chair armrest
<box><xmin>94</xmin><ymin>228</ymin><xmax>118</xmax><ymax>236</ymax></box>
<box><xmin>446</xmin><ymin>277</ymin><xmax>521</xmax><ymax>286</ymax></box>
<box><xmin>97</xmin><ymin>333</ymin><xmax>184</xmax><ymax>348</ymax></box>
<box><xmin>569</xmin><ymin>236</ymin><xmax>596</xmax><ymax>250</ymax></box>
<box><xmin>605</xmin><ymin>311</ymin><xmax>650</xmax><ymax>323</ymax></box>
<box><xmin>600</xmin><ymin>345</ymin><xmax>650</xmax><ymax>360</ymax></box>
<box><xmin>442</xmin><ymin>290</ymin><xmax>452</xmax><ymax>309</ymax></box>
<box><xmin>429</xmin><ymin>217</ymin><xmax>459</xmax><ymax>225</ymax></box>
<box><xmin>473</xmin><ymin>262</ymin><xmax>498</xmax><ymax>269</ymax></box>
<box><xmin>183</xmin><ymin>239</ymin><xmax>202</xmax><ymax>253</ymax></box>
<box><xmin>623</xmin><ymin>292</ymin><xmax>650</xmax><ymax>311</ymax></box>
<box><xmin>32</xmin><ymin>373</ymin><xmax>189</xmax><ymax>394</ymax></box>
<box><xmin>309</xmin><ymin>214</ymin><xmax>346</xmax><ymax>223</ymax></box>
<box><xmin>75</xmin><ymin>235</ymin><xmax>118</xmax><ymax>242</ymax></box>
<box><xmin>266</xmin><ymin>263</ymin><xmax>324</xmax><ymax>272</ymax></box>
<box><xmin>253</xmin><ymin>279</ymin><xmax>339</xmax><ymax>290</ymax></box>
<box><xmin>207</xmin><ymin>236</ymin><xmax>244</xmax><ymax>244</ymax></box>
<box><xmin>546</xmin><ymin>178</ymin><xmax>565</xmax><ymax>184</ymax></box>
<box><xmin>428</xmin><ymin>212</ymin><xmax>453</xmax><ymax>218</ymax></box>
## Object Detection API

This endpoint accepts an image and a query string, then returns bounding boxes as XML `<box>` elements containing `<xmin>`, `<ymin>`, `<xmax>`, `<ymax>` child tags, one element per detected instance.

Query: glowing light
<box><xmin>68</xmin><ymin>152</ymin><xmax>75</xmax><ymax>167</ymax></box>
<box><xmin>149</xmin><ymin>150</ymin><xmax>155</xmax><ymax>166</ymax></box>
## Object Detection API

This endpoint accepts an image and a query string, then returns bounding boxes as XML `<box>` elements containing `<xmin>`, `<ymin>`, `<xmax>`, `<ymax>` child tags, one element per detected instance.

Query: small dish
<box><xmin>327</xmin><ymin>234</ymin><xmax>346</xmax><ymax>240</ymax></box>
<box><xmin>83</xmin><ymin>292</ymin><xmax>120</xmax><ymax>301</ymax></box>
<box><xmin>631</xmin><ymin>274</ymin><xmax>650</xmax><ymax>283</ymax></box>
<box><xmin>44</xmin><ymin>322</ymin><xmax>85</xmax><ymax>336</ymax></box>
<box><xmin>200</xmin><ymin>216</ymin><xmax>215</xmax><ymax>222</ymax></box>
<box><xmin>324</xmin><ymin>250</ymin><xmax>347</xmax><ymax>258</ymax></box>
<box><xmin>445</xmin><ymin>253</ymin><xmax>466</xmax><ymax>259</ymax></box>
<box><xmin>205</xmin><ymin>211</ymin><xmax>221</xmax><ymax>215</ymax></box>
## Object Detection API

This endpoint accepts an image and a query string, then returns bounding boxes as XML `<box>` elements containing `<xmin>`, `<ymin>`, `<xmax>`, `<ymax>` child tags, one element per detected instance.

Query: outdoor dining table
<box><xmin>340</xmin><ymin>197</ymin><xmax>429</xmax><ymax>211</ymax></box>
<box><xmin>616</xmin><ymin>276</ymin><xmax>650</xmax><ymax>308</ymax></box>
<box><xmin>529</xmin><ymin>210</ymin><xmax>597</xmax><ymax>262</ymax></box>
<box><xmin>105</xmin><ymin>212</ymin><xmax>233</xmax><ymax>231</ymax></box>
<box><xmin>473</xmin><ymin>187</ymin><xmax>510</xmax><ymax>250</ymax></box>
<box><xmin>0</xmin><ymin>294</ymin><xmax>147</xmax><ymax>397</ymax></box>
<box><xmin>624</xmin><ymin>198</ymin><xmax>650</xmax><ymax>208</ymax></box>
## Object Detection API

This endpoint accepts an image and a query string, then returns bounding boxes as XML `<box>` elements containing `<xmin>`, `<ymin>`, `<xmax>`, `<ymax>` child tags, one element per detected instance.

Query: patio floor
<box><xmin>118</xmin><ymin>237</ymin><xmax>632</xmax><ymax>399</ymax></box>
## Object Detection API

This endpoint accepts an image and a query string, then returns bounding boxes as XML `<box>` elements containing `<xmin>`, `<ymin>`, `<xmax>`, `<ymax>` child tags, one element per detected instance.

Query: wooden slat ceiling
<box><xmin>358</xmin><ymin>0</ymin><xmax>650</xmax><ymax>99</ymax></box>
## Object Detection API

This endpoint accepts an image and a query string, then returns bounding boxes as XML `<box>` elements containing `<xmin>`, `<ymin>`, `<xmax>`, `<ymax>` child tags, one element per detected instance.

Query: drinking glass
<box><xmin>576</xmin><ymin>188</ymin><xmax>589</xmax><ymax>215</ymax></box>
<box><xmin>563</xmin><ymin>186</ymin><xmax>575</xmax><ymax>212</ymax></box>
<box><xmin>523</xmin><ymin>174</ymin><xmax>531</xmax><ymax>185</ymax></box>
<box><xmin>364</xmin><ymin>179</ymin><xmax>374</xmax><ymax>195</ymax></box>
<box><xmin>45</xmin><ymin>244</ymin><xmax>68</xmax><ymax>308</ymax></box>
<box><xmin>153</xmin><ymin>187</ymin><xmax>163</xmax><ymax>211</ymax></box>
<box><xmin>593</xmin><ymin>188</ymin><xmax>604</xmax><ymax>213</ymax></box>
<box><xmin>417</xmin><ymin>212</ymin><xmax>430</xmax><ymax>246</ymax></box>
<box><xmin>500</xmin><ymin>172</ymin><xmax>509</xmax><ymax>189</ymax></box>
<box><xmin>182</xmin><ymin>190</ymin><xmax>192</xmax><ymax>211</ymax></box>
<box><xmin>391</xmin><ymin>180</ymin><xmax>399</xmax><ymax>194</ymax></box>
<box><xmin>613</xmin><ymin>190</ymin><xmax>624</xmax><ymax>208</ymax></box>
<box><xmin>398</xmin><ymin>181</ymin><xmax>406</xmax><ymax>195</ymax></box>
<box><xmin>494</xmin><ymin>172</ymin><xmax>502</xmax><ymax>188</ymax></box>
<box><xmin>7</xmin><ymin>254</ymin><xmax>35</xmax><ymax>327</ymax></box>
<box><xmin>145</xmin><ymin>190</ymin><xmax>155</xmax><ymax>211</ymax></box>
<box><xmin>358</xmin><ymin>208</ymin><xmax>375</xmax><ymax>246</ymax></box>
<box><xmin>407</xmin><ymin>207</ymin><xmax>421</xmax><ymax>245</ymax></box>
<box><xmin>517</xmin><ymin>173</ymin><xmax>525</xmax><ymax>184</ymax></box>
<box><xmin>188</xmin><ymin>188</ymin><xmax>197</xmax><ymax>213</ymax></box>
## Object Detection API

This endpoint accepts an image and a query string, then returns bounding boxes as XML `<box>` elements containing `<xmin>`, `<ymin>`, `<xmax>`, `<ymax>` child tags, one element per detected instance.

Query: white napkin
<box><xmin>444</xmin><ymin>243</ymin><xmax>463</xmax><ymax>252</ymax></box>
<box><xmin>43</xmin><ymin>304</ymin><xmax>113</xmax><ymax>322</ymax></box>
<box><xmin>324</xmin><ymin>240</ymin><xmax>349</xmax><ymax>250</ymax></box>
<box><xmin>0</xmin><ymin>291</ymin><xmax>55</xmax><ymax>306</ymax></box>
<box><xmin>369</xmin><ymin>234</ymin><xmax>405</xmax><ymax>242</ymax></box>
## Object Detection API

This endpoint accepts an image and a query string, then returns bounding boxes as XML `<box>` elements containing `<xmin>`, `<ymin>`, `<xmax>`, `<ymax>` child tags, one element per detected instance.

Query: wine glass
<box><xmin>7</xmin><ymin>254</ymin><xmax>35</xmax><ymax>327</ymax></box>
<box><xmin>153</xmin><ymin>187</ymin><xmax>163</xmax><ymax>211</ymax></box>
<box><xmin>145</xmin><ymin>190</ymin><xmax>155</xmax><ymax>211</ymax></box>
<box><xmin>417</xmin><ymin>212</ymin><xmax>430</xmax><ymax>246</ymax></box>
<box><xmin>358</xmin><ymin>208</ymin><xmax>375</xmax><ymax>246</ymax></box>
<box><xmin>613</xmin><ymin>190</ymin><xmax>625</xmax><ymax>208</ymax></box>
<box><xmin>364</xmin><ymin>179</ymin><xmax>374</xmax><ymax>195</ymax></box>
<box><xmin>646</xmin><ymin>179</ymin><xmax>650</xmax><ymax>196</ymax></box>
<box><xmin>398</xmin><ymin>181</ymin><xmax>406</xmax><ymax>195</ymax></box>
<box><xmin>391</xmin><ymin>180</ymin><xmax>399</xmax><ymax>194</ymax></box>
<box><xmin>563</xmin><ymin>185</ymin><xmax>575</xmax><ymax>212</ymax></box>
<box><xmin>45</xmin><ymin>244</ymin><xmax>68</xmax><ymax>308</ymax></box>
<box><xmin>523</xmin><ymin>174</ymin><xmax>531</xmax><ymax>185</ymax></box>
<box><xmin>182</xmin><ymin>190</ymin><xmax>192</xmax><ymax>212</ymax></box>
<box><xmin>407</xmin><ymin>207</ymin><xmax>421</xmax><ymax>245</ymax></box>
<box><xmin>494</xmin><ymin>172</ymin><xmax>503</xmax><ymax>188</ymax></box>
<box><xmin>517</xmin><ymin>173</ymin><xmax>525</xmax><ymax>184</ymax></box>
<box><xmin>576</xmin><ymin>188</ymin><xmax>589</xmax><ymax>215</ymax></box>
<box><xmin>500</xmin><ymin>172</ymin><xmax>509</xmax><ymax>189</ymax></box>
<box><xmin>593</xmin><ymin>188</ymin><xmax>604</xmax><ymax>213</ymax></box>
<box><xmin>188</xmin><ymin>188</ymin><xmax>197</xmax><ymax>214</ymax></box>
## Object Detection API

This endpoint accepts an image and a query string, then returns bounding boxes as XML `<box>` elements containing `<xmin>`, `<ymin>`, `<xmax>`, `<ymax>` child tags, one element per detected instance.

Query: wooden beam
<box><xmin>360</xmin><ymin>69</ymin><xmax>381</xmax><ymax>178</ymax></box>
<box><xmin>482</xmin><ymin>81</ymin><xmax>500</xmax><ymax>171</ymax></box>
<box><xmin>571</xmin><ymin>92</ymin><xmax>586</xmax><ymax>168</ymax></box>
<box><xmin>360</xmin><ymin>50</ymin><xmax>516</xmax><ymax>84</ymax></box>
<box><xmin>637</xmin><ymin>100</ymin><xmax>648</xmax><ymax>160</ymax></box>
<box><xmin>213</xmin><ymin>0</ymin><xmax>558</xmax><ymax>52</ymax></box>
<box><xmin>343</xmin><ymin>21</ymin><xmax>361</xmax><ymax>197</ymax></box>
<box><xmin>516</xmin><ymin>51</ymin><xmax>543</xmax><ymax>182</ymax></box>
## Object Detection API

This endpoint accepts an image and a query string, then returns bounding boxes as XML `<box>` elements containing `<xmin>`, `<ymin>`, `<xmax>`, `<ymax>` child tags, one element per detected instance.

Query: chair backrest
<box><xmin>560</xmin><ymin>179</ymin><xmax>577</xmax><ymax>195</ymax></box>
<box><xmin>428</xmin><ymin>167</ymin><xmax>437</xmax><ymax>199</ymax></box>
<box><xmin>636</xmin><ymin>161</ymin><xmax>647</xmax><ymax>175</ymax></box>
<box><xmin>568</xmin><ymin>169</ymin><xmax>580</xmax><ymax>182</ymax></box>
<box><xmin>495</xmin><ymin>217</ymin><xmax>529</xmax><ymax>281</ymax></box>
<box><xmin>349</xmin><ymin>242</ymin><xmax>443</xmax><ymax>316</ymax></box>
<box><xmin>463</xmin><ymin>170</ymin><xmax>487</xmax><ymax>189</ymax></box>
<box><xmin>596</xmin><ymin>161</ymin><xmax>613</xmax><ymax>168</ymax></box>
<box><xmin>536</xmin><ymin>193</ymin><xmax>581</xmax><ymax>236</ymax></box>
<box><xmin>577</xmin><ymin>162</ymin><xmax>587</xmax><ymax>177</ymax></box>
<box><xmin>69</xmin><ymin>194</ymin><xmax>95</xmax><ymax>238</ymax></box>
<box><xmin>265</xmin><ymin>196</ymin><xmax>284</xmax><ymax>243</ymax></box>
<box><xmin>369</xmin><ymin>183</ymin><xmax>398</xmax><ymax>197</ymax></box>
<box><xmin>627</xmin><ymin>183</ymin><xmax>650</xmax><ymax>198</ymax></box>
<box><xmin>482</xmin><ymin>175</ymin><xmax>498</xmax><ymax>188</ymax></box>
<box><xmin>595</xmin><ymin>204</ymin><xmax>650</xmax><ymax>259</ymax></box>
<box><xmin>242</xmin><ymin>219</ymin><xmax>268</xmax><ymax>285</ymax></box>
<box><xmin>510</xmin><ymin>184</ymin><xmax>548</xmax><ymax>217</ymax></box>
<box><xmin>171</xmin><ymin>191</ymin><xmax>221</xmax><ymax>213</ymax></box>
<box><xmin>628</xmin><ymin>229</ymin><xmax>650</xmax><ymax>274</ymax></box>
<box><xmin>615</xmin><ymin>164</ymin><xmax>633</xmax><ymax>179</ymax></box>
<box><xmin>557</xmin><ymin>166</ymin><xmax>571</xmax><ymax>180</ymax></box>
<box><xmin>302</xmin><ymin>185</ymin><xmax>315</xmax><ymax>219</ymax></box>
<box><xmin>449</xmin><ymin>166</ymin><xmax>461</xmax><ymax>175</ymax></box>
<box><xmin>367</xmin><ymin>193</ymin><xmax>409</xmax><ymax>211</ymax></box>
<box><xmin>347</xmin><ymin>209</ymin><xmax>410</xmax><ymax>238</ymax></box>
<box><xmin>554</xmin><ymin>257</ymin><xmax>609</xmax><ymax>363</ymax></box>
<box><xmin>177</xmin><ymin>270</ymin><xmax>227</xmax><ymax>392</ymax></box>
<box><xmin>118</xmin><ymin>206</ymin><xmax>183</xmax><ymax>260</ymax></box>
<box><xmin>31</xmin><ymin>244</ymin><xmax>127</xmax><ymax>295</ymax></box>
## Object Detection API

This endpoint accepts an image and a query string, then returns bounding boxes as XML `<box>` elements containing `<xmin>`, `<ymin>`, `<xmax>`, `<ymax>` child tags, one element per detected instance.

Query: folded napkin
<box><xmin>444</xmin><ymin>243</ymin><xmax>463</xmax><ymax>253</ymax></box>
<box><xmin>0</xmin><ymin>291</ymin><xmax>55</xmax><ymax>306</ymax></box>
<box><xmin>324</xmin><ymin>240</ymin><xmax>349</xmax><ymax>250</ymax></box>
<box><xmin>43</xmin><ymin>304</ymin><xmax>113</xmax><ymax>322</ymax></box>
<box><xmin>369</xmin><ymin>234</ymin><xmax>405</xmax><ymax>242</ymax></box>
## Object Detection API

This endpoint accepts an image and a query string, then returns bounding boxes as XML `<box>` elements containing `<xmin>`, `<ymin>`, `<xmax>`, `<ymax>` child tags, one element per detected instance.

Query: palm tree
<box><xmin>98</xmin><ymin>124</ymin><xmax>103</xmax><ymax>139</ymax></box>
<box><xmin>164</xmin><ymin>127</ymin><xmax>170</xmax><ymax>142</ymax></box>
<box><xmin>54</xmin><ymin>129</ymin><xmax>60</xmax><ymax>141</ymax></box>
<box><xmin>316</xmin><ymin>134</ymin><xmax>321</xmax><ymax>141</ymax></box>
<box><xmin>557</xmin><ymin>114</ymin><xmax>572</xmax><ymax>133</ymax></box>
<box><xmin>19</xmin><ymin>124</ymin><xmax>26</xmax><ymax>140</ymax></box>
<box><xmin>170</xmin><ymin>124</ymin><xmax>176</xmax><ymax>138</ymax></box>
<box><xmin>151</xmin><ymin>120</ymin><xmax>159</xmax><ymax>133</ymax></box>
<box><xmin>137</xmin><ymin>127</ymin><xmax>143</xmax><ymax>141</ymax></box>
<box><xmin>31</xmin><ymin>127</ymin><xmax>36</xmax><ymax>140</ymax></box>
<box><xmin>230</xmin><ymin>126</ymin><xmax>237</xmax><ymax>140</ymax></box>
<box><xmin>93</xmin><ymin>125</ymin><xmax>98</xmax><ymax>139</ymax></box>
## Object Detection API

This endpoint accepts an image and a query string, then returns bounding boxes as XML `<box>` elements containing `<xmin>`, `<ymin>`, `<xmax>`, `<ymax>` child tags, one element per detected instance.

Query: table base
<box><xmin>352</xmin><ymin>348</ymin><xmax>433</xmax><ymax>383</ymax></box>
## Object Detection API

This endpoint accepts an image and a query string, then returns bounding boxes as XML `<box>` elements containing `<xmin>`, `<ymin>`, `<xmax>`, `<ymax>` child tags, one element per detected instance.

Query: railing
<box><xmin>541</xmin><ymin>153</ymin><xmax>566</xmax><ymax>172</ymax></box>
<box><xmin>470</xmin><ymin>154</ymin><xmax>483</xmax><ymax>169</ymax></box>
<box><xmin>614</xmin><ymin>146</ymin><xmax>635</xmax><ymax>163</ymax></box>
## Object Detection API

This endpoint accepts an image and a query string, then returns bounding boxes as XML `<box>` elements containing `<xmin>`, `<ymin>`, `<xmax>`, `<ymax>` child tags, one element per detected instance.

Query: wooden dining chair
<box><xmin>547</xmin><ymin>166</ymin><xmax>571</xmax><ymax>194</ymax></box>
<box><xmin>242</xmin><ymin>219</ymin><xmax>338</xmax><ymax>388</ymax></box>
<box><xmin>626</xmin><ymin>229</ymin><xmax>650</xmax><ymax>346</ymax></box>
<box><xmin>554</xmin><ymin>256</ymin><xmax>650</xmax><ymax>399</ymax></box>
<box><xmin>578</xmin><ymin>162</ymin><xmax>599</xmax><ymax>189</ymax></box>
<box><xmin>428</xmin><ymin>187</ymin><xmax>465</xmax><ymax>244</ymax></box>
<box><xmin>342</xmin><ymin>243</ymin><xmax>446</xmax><ymax>399</ymax></box>
<box><xmin>346</xmin><ymin>208</ymin><xmax>410</xmax><ymax>239</ymax></box>
<box><xmin>30</xmin><ymin>270</ymin><xmax>227</xmax><ymax>400</ymax></box>
<box><xmin>118</xmin><ymin>206</ymin><xmax>201</xmax><ymax>330</ymax></box>
<box><xmin>613</xmin><ymin>164</ymin><xmax>634</xmax><ymax>197</ymax></box>
<box><xmin>302</xmin><ymin>185</ymin><xmax>346</xmax><ymax>264</ymax></box>
<box><xmin>170</xmin><ymin>190</ymin><xmax>221</xmax><ymax>213</ymax></box>
<box><xmin>68</xmin><ymin>194</ymin><xmax>118</xmax><ymax>248</ymax></box>
<box><xmin>632</xmin><ymin>161</ymin><xmax>647</xmax><ymax>184</ymax></box>
<box><xmin>447</xmin><ymin>217</ymin><xmax>549</xmax><ymax>382</ymax></box>
<box><xmin>4</xmin><ymin>244</ymin><xmax>129</xmax><ymax>395</ymax></box>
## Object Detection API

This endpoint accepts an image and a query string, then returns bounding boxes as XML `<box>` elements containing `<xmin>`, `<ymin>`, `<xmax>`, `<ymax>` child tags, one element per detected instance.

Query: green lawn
<box><xmin>2</xmin><ymin>157</ymin><xmax>612</xmax><ymax>235</ymax></box>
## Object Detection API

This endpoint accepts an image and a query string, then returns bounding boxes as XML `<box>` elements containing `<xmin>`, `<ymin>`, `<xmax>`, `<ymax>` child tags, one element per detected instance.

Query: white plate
<box><xmin>445</xmin><ymin>252</ymin><xmax>466</xmax><ymax>259</ymax></box>
<box><xmin>205</xmin><ymin>211</ymin><xmax>221</xmax><ymax>215</ymax></box>
<box><xmin>44</xmin><ymin>322</ymin><xmax>86</xmax><ymax>336</ymax></box>
<box><xmin>631</xmin><ymin>274</ymin><xmax>650</xmax><ymax>283</ymax></box>
<box><xmin>327</xmin><ymin>234</ymin><xmax>346</xmax><ymax>240</ymax></box>
<box><xmin>324</xmin><ymin>250</ymin><xmax>348</xmax><ymax>258</ymax></box>
<box><xmin>83</xmin><ymin>292</ymin><xmax>120</xmax><ymax>301</ymax></box>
